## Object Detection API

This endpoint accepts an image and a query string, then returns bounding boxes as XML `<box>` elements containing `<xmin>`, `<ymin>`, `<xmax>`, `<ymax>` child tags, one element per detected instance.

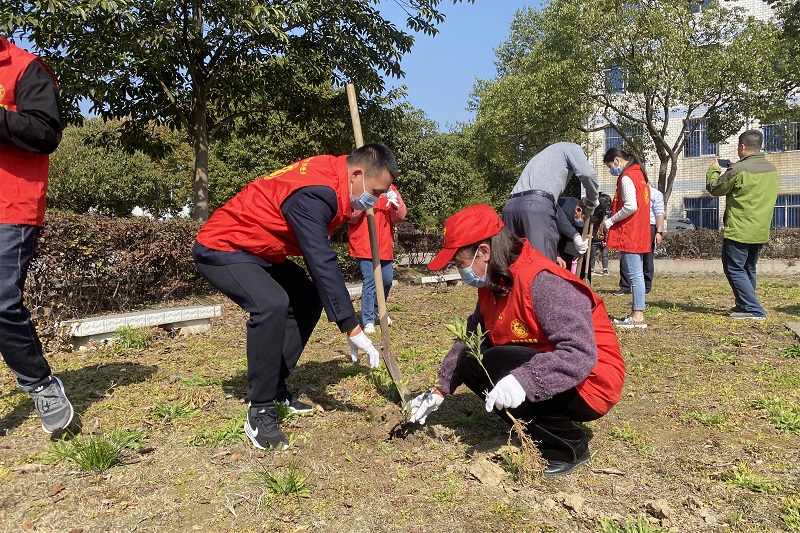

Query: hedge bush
<box><xmin>659</xmin><ymin>228</ymin><xmax>800</xmax><ymax>259</ymax></box>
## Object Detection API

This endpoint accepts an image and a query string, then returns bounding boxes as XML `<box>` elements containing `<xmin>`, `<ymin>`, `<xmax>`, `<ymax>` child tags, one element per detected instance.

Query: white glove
<box><xmin>409</xmin><ymin>390</ymin><xmax>445</xmax><ymax>424</ymax></box>
<box><xmin>485</xmin><ymin>375</ymin><xmax>526</xmax><ymax>412</ymax></box>
<box><xmin>347</xmin><ymin>331</ymin><xmax>380</xmax><ymax>369</ymax></box>
<box><xmin>572</xmin><ymin>234</ymin><xmax>589</xmax><ymax>255</ymax></box>
<box><xmin>384</xmin><ymin>188</ymin><xmax>399</xmax><ymax>208</ymax></box>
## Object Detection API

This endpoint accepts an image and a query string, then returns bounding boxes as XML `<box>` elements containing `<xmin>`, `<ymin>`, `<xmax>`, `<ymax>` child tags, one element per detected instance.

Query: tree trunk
<box><xmin>191</xmin><ymin>104</ymin><xmax>210</xmax><ymax>222</ymax></box>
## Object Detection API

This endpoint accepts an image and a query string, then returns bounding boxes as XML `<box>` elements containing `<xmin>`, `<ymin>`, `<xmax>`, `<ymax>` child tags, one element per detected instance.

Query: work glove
<box><xmin>485</xmin><ymin>375</ymin><xmax>526</xmax><ymax>412</ymax></box>
<box><xmin>384</xmin><ymin>188</ymin><xmax>400</xmax><ymax>208</ymax></box>
<box><xmin>347</xmin><ymin>330</ymin><xmax>380</xmax><ymax>369</ymax></box>
<box><xmin>572</xmin><ymin>234</ymin><xmax>589</xmax><ymax>255</ymax></box>
<box><xmin>409</xmin><ymin>390</ymin><xmax>445</xmax><ymax>424</ymax></box>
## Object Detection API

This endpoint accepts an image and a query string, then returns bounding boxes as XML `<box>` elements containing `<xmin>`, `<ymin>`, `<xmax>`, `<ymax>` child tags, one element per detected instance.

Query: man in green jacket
<box><xmin>706</xmin><ymin>129</ymin><xmax>778</xmax><ymax>320</ymax></box>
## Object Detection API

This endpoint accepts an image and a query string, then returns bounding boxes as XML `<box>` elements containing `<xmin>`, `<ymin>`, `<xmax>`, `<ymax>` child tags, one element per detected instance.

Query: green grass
<box><xmin>188</xmin><ymin>416</ymin><xmax>247</xmax><ymax>447</ymax></box>
<box><xmin>599</xmin><ymin>516</ymin><xmax>668</xmax><ymax>533</ymax></box>
<box><xmin>255</xmin><ymin>460</ymin><xmax>311</xmax><ymax>498</ymax></box>
<box><xmin>721</xmin><ymin>463</ymin><xmax>779</xmax><ymax>493</ymax></box>
<box><xmin>780</xmin><ymin>344</ymin><xmax>800</xmax><ymax>358</ymax></box>
<box><xmin>782</xmin><ymin>497</ymin><xmax>800</xmax><ymax>530</ymax></box>
<box><xmin>150</xmin><ymin>401</ymin><xmax>199</xmax><ymax>425</ymax></box>
<box><xmin>181</xmin><ymin>376</ymin><xmax>223</xmax><ymax>387</ymax></box>
<box><xmin>753</xmin><ymin>395</ymin><xmax>800</xmax><ymax>434</ymax></box>
<box><xmin>698</xmin><ymin>349</ymin><xmax>736</xmax><ymax>364</ymax></box>
<box><xmin>682</xmin><ymin>409</ymin><xmax>728</xmax><ymax>428</ymax></box>
<box><xmin>609</xmin><ymin>423</ymin><xmax>653</xmax><ymax>457</ymax></box>
<box><xmin>48</xmin><ymin>428</ymin><xmax>145</xmax><ymax>472</ymax></box>
<box><xmin>113</xmin><ymin>326</ymin><xmax>154</xmax><ymax>352</ymax></box>
<box><xmin>717</xmin><ymin>335</ymin><xmax>744</xmax><ymax>347</ymax></box>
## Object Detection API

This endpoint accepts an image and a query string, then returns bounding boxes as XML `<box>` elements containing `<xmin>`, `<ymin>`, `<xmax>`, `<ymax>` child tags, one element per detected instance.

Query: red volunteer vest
<box><xmin>196</xmin><ymin>155</ymin><xmax>352</xmax><ymax>263</ymax></box>
<box><xmin>0</xmin><ymin>36</ymin><xmax>51</xmax><ymax>226</ymax></box>
<box><xmin>347</xmin><ymin>184</ymin><xmax>399</xmax><ymax>260</ymax></box>
<box><xmin>606</xmin><ymin>164</ymin><xmax>651</xmax><ymax>253</ymax></box>
<box><xmin>477</xmin><ymin>241</ymin><xmax>625</xmax><ymax>415</ymax></box>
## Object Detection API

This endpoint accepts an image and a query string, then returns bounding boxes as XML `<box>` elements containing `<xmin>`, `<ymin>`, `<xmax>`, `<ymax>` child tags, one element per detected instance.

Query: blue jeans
<box><xmin>358</xmin><ymin>259</ymin><xmax>393</xmax><ymax>325</ymax></box>
<box><xmin>0</xmin><ymin>224</ymin><xmax>51</xmax><ymax>391</ymax></box>
<box><xmin>619</xmin><ymin>251</ymin><xmax>646</xmax><ymax>313</ymax></box>
<box><xmin>722</xmin><ymin>239</ymin><xmax>765</xmax><ymax>317</ymax></box>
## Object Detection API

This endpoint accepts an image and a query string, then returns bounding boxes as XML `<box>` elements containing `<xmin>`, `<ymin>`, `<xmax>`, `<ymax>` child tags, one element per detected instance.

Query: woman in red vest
<box><xmin>598</xmin><ymin>148</ymin><xmax>652</xmax><ymax>328</ymax></box>
<box><xmin>347</xmin><ymin>184</ymin><xmax>406</xmax><ymax>334</ymax></box>
<box><xmin>409</xmin><ymin>205</ymin><xmax>625</xmax><ymax>477</ymax></box>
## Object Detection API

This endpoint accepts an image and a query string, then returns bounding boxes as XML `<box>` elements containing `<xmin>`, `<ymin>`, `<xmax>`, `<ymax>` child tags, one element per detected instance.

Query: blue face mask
<box><xmin>458</xmin><ymin>249</ymin><xmax>488</xmax><ymax>288</ymax></box>
<box><xmin>609</xmin><ymin>164</ymin><xmax>622</xmax><ymax>177</ymax></box>
<box><xmin>350</xmin><ymin>175</ymin><xmax>380</xmax><ymax>210</ymax></box>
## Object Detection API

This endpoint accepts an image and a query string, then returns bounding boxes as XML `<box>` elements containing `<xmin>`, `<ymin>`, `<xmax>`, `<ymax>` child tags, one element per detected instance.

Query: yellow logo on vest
<box><xmin>0</xmin><ymin>83</ymin><xmax>7</xmax><ymax>109</ymax></box>
<box><xmin>510</xmin><ymin>319</ymin><xmax>529</xmax><ymax>338</ymax></box>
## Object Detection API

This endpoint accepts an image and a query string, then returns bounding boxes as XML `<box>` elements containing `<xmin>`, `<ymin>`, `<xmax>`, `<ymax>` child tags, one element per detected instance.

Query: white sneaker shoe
<box><xmin>387</xmin><ymin>315</ymin><xmax>393</xmax><ymax>326</ymax></box>
<box><xmin>363</xmin><ymin>323</ymin><xmax>376</xmax><ymax>334</ymax></box>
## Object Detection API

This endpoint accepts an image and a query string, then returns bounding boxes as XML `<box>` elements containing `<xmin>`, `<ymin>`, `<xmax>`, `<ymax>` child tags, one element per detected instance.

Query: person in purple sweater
<box><xmin>409</xmin><ymin>205</ymin><xmax>625</xmax><ymax>477</ymax></box>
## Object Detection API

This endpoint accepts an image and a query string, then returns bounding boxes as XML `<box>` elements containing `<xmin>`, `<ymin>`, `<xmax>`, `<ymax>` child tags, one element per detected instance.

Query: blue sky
<box><xmin>380</xmin><ymin>0</ymin><xmax>537</xmax><ymax>130</ymax></box>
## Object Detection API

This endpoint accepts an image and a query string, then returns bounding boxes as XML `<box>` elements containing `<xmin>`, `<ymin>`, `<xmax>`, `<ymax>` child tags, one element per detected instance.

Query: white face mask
<box><xmin>350</xmin><ymin>174</ymin><xmax>379</xmax><ymax>210</ymax></box>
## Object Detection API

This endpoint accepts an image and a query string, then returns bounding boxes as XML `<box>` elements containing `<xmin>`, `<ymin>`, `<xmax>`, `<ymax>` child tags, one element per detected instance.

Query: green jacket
<box><xmin>706</xmin><ymin>153</ymin><xmax>778</xmax><ymax>244</ymax></box>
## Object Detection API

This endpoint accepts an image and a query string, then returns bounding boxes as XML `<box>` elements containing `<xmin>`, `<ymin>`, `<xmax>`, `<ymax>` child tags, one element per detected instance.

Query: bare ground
<box><xmin>1</xmin><ymin>273</ymin><xmax>799</xmax><ymax>532</ymax></box>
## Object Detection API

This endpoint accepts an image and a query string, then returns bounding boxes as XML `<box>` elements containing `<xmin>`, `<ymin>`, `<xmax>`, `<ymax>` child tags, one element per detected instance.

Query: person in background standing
<box><xmin>597</xmin><ymin>148</ymin><xmax>651</xmax><ymax>328</ymax></box>
<box><xmin>590</xmin><ymin>193</ymin><xmax>612</xmax><ymax>277</ymax></box>
<box><xmin>503</xmin><ymin>143</ymin><xmax>599</xmax><ymax>261</ymax></box>
<box><xmin>706</xmin><ymin>130</ymin><xmax>778</xmax><ymax>320</ymax></box>
<box><xmin>615</xmin><ymin>184</ymin><xmax>664</xmax><ymax>296</ymax></box>
<box><xmin>348</xmin><ymin>184</ymin><xmax>406</xmax><ymax>334</ymax></box>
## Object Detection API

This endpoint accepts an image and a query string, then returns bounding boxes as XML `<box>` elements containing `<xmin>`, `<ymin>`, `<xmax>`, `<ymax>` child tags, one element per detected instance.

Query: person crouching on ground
<box><xmin>193</xmin><ymin>144</ymin><xmax>395</xmax><ymax>450</ymax></box>
<box><xmin>408</xmin><ymin>204</ymin><xmax>625</xmax><ymax>477</ymax></box>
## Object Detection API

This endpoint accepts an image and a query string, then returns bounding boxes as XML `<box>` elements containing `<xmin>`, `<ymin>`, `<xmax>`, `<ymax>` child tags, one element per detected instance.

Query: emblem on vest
<box><xmin>510</xmin><ymin>319</ymin><xmax>529</xmax><ymax>338</ymax></box>
<box><xmin>0</xmin><ymin>83</ymin><xmax>6</xmax><ymax>109</ymax></box>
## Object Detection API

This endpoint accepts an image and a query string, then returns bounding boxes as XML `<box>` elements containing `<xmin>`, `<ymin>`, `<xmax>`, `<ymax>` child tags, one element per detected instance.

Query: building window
<box><xmin>684</xmin><ymin>118</ymin><xmax>718</xmax><ymax>158</ymax></box>
<box><xmin>690</xmin><ymin>0</ymin><xmax>713</xmax><ymax>13</ymax></box>
<box><xmin>763</xmin><ymin>122</ymin><xmax>800</xmax><ymax>153</ymax></box>
<box><xmin>684</xmin><ymin>197</ymin><xmax>719</xmax><ymax>229</ymax></box>
<box><xmin>772</xmin><ymin>194</ymin><xmax>800</xmax><ymax>228</ymax></box>
<box><xmin>605</xmin><ymin>65</ymin><xmax>627</xmax><ymax>94</ymax></box>
<box><xmin>604</xmin><ymin>125</ymin><xmax>644</xmax><ymax>152</ymax></box>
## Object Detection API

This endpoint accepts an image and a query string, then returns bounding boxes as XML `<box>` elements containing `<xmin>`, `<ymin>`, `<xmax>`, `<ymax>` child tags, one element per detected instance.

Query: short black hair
<box><xmin>347</xmin><ymin>143</ymin><xmax>398</xmax><ymax>181</ymax></box>
<box><xmin>739</xmin><ymin>130</ymin><xmax>763</xmax><ymax>151</ymax></box>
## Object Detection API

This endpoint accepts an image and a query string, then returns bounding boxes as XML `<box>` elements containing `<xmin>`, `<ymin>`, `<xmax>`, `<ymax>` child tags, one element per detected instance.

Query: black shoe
<box><xmin>542</xmin><ymin>450</ymin><xmax>591</xmax><ymax>477</ymax></box>
<box><xmin>729</xmin><ymin>305</ymin><xmax>744</xmax><ymax>313</ymax></box>
<box><xmin>245</xmin><ymin>402</ymin><xmax>289</xmax><ymax>450</ymax></box>
<box><xmin>280</xmin><ymin>398</ymin><xmax>314</xmax><ymax>415</ymax></box>
<box><xmin>612</xmin><ymin>290</ymin><xmax>630</xmax><ymax>296</ymax></box>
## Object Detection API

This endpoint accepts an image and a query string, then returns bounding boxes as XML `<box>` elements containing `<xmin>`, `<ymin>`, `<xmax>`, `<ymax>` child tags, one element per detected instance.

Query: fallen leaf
<box><xmin>230</xmin><ymin>452</ymin><xmax>242</xmax><ymax>461</ymax></box>
<box><xmin>68</xmin><ymin>529</ymin><xmax>84</xmax><ymax>533</ymax></box>
<box><xmin>591</xmin><ymin>467</ymin><xmax>625</xmax><ymax>476</ymax></box>
<box><xmin>50</xmin><ymin>482</ymin><xmax>65</xmax><ymax>496</ymax></box>
<box><xmin>21</xmin><ymin>521</ymin><xmax>34</xmax><ymax>530</ymax></box>
<box><xmin>211</xmin><ymin>450</ymin><xmax>230</xmax><ymax>459</ymax></box>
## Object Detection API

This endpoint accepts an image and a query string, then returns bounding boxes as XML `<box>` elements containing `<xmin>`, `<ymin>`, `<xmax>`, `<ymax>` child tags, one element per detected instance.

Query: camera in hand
<box><xmin>718</xmin><ymin>159</ymin><xmax>731</xmax><ymax>167</ymax></box>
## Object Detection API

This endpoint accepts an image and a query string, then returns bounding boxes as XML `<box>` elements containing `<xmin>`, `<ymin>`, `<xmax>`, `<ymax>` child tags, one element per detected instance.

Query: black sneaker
<box><xmin>612</xmin><ymin>290</ymin><xmax>630</xmax><ymax>296</ymax></box>
<box><xmin>729</xmin><ymin>312</ymin><xmax>766</xmax><ymax>320</ymax></box>
<box><xmin>280</xmin><ymin>398</ymin><xmax>314</xmax><ymax>415</ymax></box>
<box><xmin>30</xmin><ymin>376</ymin><xmax>74</xmax><ymax>434</ymax></box>
<box><xmin>245</xmin><ymin>402</ymin><xmax>289</xmax><ymax>450</ymax></box>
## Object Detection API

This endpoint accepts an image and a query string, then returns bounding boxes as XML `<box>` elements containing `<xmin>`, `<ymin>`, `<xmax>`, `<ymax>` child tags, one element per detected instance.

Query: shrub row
<box><xmin>659</xmin><ymin>228</ymin><xmax>800</xmax><ymax>259</ymax></box>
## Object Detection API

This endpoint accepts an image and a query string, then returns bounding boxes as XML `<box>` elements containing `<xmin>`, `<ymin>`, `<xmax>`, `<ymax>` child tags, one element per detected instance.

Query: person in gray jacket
<box><xmin>503</xmin><ymin>143</ymin><xmax>599</xmax><ymax>261</ymax></box>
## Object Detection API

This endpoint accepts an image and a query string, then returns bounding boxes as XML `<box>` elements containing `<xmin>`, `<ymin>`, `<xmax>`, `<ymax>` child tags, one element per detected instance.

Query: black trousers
<box><xmin>195</xmin><ymin>260</ymin><xmax>322</xmax><ymax>405</ymax></box>
<box><xmin>620</xmin><ymin>224</ymin><xmax>656</xmax><ymax>293</ymax></box>
<box><xmin>457</xmin><ymin>345</ymin><xmax>602</xmax><ymax>462</ymax></box>
<box><xmin>502</xmin><ymin>195</ymin><xmax>560</xmax><ymax>262</ymax></box>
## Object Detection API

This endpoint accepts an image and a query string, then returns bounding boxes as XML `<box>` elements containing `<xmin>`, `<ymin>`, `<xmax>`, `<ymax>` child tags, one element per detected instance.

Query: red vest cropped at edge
<box><xmin>606</xmin><ymin>164</ymin><xmax>651</xmax><ymax>253</ymax></box>
<box><xmin>477</xmin><ymin>242</ymin><xmax>625</xmax><ymax>415</ymax></box>
<box><xmin>196</xmin><ymin>155</ymin><xmax>352</xmax><ymax>263</ymax></box>
<box><xmin>347</xmin><ymin>184</ymin><xmax>399</xmax><ymax>260</ymax></box>
<box><xmin>0</xmin><ymin>36</ymin><xmax>51</xmax><ymax>226</ymax></box>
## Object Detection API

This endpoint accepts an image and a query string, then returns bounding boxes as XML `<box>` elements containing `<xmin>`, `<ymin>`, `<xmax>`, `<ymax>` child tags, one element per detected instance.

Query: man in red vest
<box><xmin>347</xmin><ymin>184</ymin><xmax>406</xmax><ymax>334</ymax></box>
<box><xmin>193</xmin><ymin>143</ymin><xmax>395</xmax><ymax>450</ymax></box>
<box><xmin>0</xmin><ymin>36</ymin><xmax>72</xmax><ymax>434</ymax></box>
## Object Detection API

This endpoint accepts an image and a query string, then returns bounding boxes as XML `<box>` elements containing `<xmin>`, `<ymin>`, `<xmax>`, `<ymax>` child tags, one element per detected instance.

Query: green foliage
<box><xmin>48</xmin><ymin>428</ymin><xmax>145</xmax><ymax>472</ymax></box>
<box><xmin>256</xmin><ymin>460</ymin><xmax>311</xmax><ymax>498</ymax></box>
<box><xmin>471</xmin><ymin>0</ymin><xmax>783</xmax><ymax>198</ymax></box>
<box><xmin>609</xmin><ymin>423</ymin><xmax>653</xmax><ymax>457</ymax></box>
<box><xmin>721</xmin><ymin>462</ymin><xmax>779</xmax><ymax>493</ymax></box>
<box><xmin>682</xmin><ymin>410</ymin><xmax>727</xmax><ymax>427</ymax></box>
<box><xmin>150</xmin><ymin>401</ymin><xmax>199</xmax><ymax>425</ymax></box>
<box><xmin>753</xmin><ymin>395</ymin><xmax>800</xmax><ymax>434</ymax></box>
<box><xmin>113</xmin><ymin>327</ymin><xmax>154</xmax><ymax>352</ymax></box>
<box><xmin>598</xmin><ymin>516</ymin><xmax>668</xmax><ymax>533</ymax></box>
<box><xmin>699</xmin><ymin>349</ymin><xmax>736</xmax><ymax>365</ymax></box>
<box><xmin>4</xmin><ymin>0</ymin><xmax>474</xmax><ymax>220</ymax></box>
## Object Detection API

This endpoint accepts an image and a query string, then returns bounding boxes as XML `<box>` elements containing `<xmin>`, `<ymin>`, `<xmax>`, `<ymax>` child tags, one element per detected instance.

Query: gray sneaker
<box><xmin>30</xmin><ymin>376</ymin><xmax>74</xmax><ymax>434</ymax></box>
<box><xmin>730</xmin><ymin>312</ymin><xmax>766</xmax><ymax>320</ymax></box>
